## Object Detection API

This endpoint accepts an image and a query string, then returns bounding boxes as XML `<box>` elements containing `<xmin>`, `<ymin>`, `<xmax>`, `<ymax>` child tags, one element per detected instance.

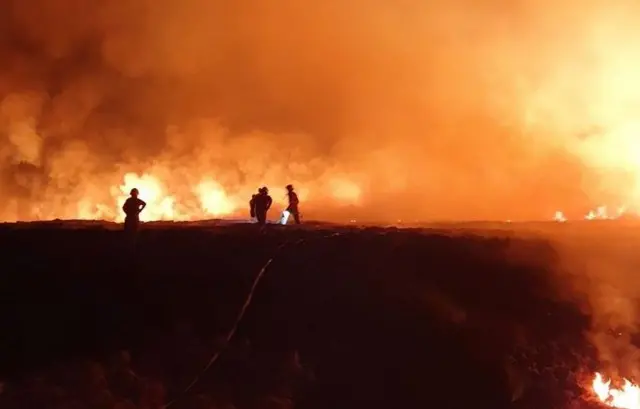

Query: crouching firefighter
<box><xmin>250</xmin><ymin>186</ymin><xmax>273</xmax><ymax>225</ymax></box>
<box><xmin>281</xmin><ymin>184</ymin><xmax>301</xmax><ymax>225</ymax></box>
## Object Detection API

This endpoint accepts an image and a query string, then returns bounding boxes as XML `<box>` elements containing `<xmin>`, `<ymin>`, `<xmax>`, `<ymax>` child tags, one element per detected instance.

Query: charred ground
<box><xmin>0</xmin><ymin>221</ymin><xmax>611</xmax><ymax>409</ymax></box>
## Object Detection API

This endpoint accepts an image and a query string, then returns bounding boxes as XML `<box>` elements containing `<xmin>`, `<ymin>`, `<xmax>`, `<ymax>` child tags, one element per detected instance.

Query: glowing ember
<box><xmin>593</xmin><ymin>372</ymin><xmax>640</xmax><ymax>409</ymax></box>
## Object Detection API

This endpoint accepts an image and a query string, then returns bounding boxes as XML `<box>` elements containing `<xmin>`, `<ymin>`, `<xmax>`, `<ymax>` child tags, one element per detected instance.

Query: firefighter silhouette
<box><xmin>122</xmin><ymin>188</ymin><xmax>147</xmax><ymax>235</ymax></box>
<box><xmin>249</xmin><ymin>186</ymin><xmax>273</xmax><ymax>225</ymax></box>
<box><xmin>282</xmin><ymin>184</ymin><xmax>301</xmax><ymax>224</ymax></box>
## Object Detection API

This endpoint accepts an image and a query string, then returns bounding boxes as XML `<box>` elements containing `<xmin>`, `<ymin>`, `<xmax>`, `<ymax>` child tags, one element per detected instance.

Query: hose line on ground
<box><xmin>163</xmin><ymin>231</ymin><xmax>342</xmax><ymax>408</ymax></box>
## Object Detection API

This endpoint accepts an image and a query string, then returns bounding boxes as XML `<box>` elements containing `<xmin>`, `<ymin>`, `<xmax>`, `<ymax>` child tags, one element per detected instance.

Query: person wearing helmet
<box><xmin>250</xmin><ymin>186</ymin><xmax>272</xmax><ymax>225</ymax></box>
<box><xmin>284</xmin><ymin>184</ymin><xmax>301</xmax><ymax>224</ymax></box>
<box><xmin>249</xmin><ymin>193</ymin><xmax>258</xmax><ymax>219</ymax></box>
<box><xmin>122</xmin><ymin>188</ymin><xmax>147</xmax><ymax>234</ymax></box>
<box><xmin>249</xmin><ymin>187</ymin><xmax>263</xmax><ymax>219</ymax></box>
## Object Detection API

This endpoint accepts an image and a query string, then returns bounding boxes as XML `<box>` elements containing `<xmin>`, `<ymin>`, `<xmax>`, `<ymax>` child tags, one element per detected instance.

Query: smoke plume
<box><xmin>1</xmin><ymin>0</ymin><xmax>639</xmax><ymax>221</ymax></box>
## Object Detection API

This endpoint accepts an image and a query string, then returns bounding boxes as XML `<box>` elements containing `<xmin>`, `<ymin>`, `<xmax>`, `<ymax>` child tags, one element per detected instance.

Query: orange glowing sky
<box><xmin>1</xmin><ymin>0</ymin><xmax>640</xmax><ymax>222</ymax></box>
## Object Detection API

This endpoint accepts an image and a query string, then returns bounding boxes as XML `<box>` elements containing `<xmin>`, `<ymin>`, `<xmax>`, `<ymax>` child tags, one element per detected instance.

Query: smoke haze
<box><xmin>1</xmin><ymin>0</ymin><xmax>639</xmax><ymax>221</ymax></box>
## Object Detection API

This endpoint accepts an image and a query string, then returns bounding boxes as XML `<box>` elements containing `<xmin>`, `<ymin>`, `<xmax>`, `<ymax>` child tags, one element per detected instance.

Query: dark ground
<box><xmin>0</xmin><ymin>220</ymin><xmax>615</xmax><ymax>409</ymax></box>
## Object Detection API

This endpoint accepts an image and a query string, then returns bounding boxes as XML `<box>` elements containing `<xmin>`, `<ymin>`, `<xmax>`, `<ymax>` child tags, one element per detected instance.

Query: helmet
<box><xmin>261</xmin><ymin>186</ymin><xmax>269</xmax><ymax>194</ymax></box>
<box><xmin>286</xmin><ymin>184</ymin><xmax>294</xmax><ymax>191</ymax></box>
<box><xmin>130</xmin><ymin>188</ymin><xmax>139</xmax><ymax>196</ymax></box>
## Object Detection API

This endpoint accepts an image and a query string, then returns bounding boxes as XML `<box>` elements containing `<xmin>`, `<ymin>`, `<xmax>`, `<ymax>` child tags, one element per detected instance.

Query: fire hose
<box><xmin>163</xmin><ymin>231</ymin><xmax>342</xmax><ymax>408</ymax></box>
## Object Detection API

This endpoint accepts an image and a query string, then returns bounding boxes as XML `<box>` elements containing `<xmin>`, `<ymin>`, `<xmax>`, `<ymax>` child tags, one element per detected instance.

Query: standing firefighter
<box><xmin>122</xmin><ymin>188</ymin><xmax>147</xmax><ymax>235</ymax></box>
<box><xmin>250</xmin><ymin>186</ymin><xmax>273</xmax><ymax>225</ymax></box>
<box><xmin>249</xmin><ymin>191</ymin><xmax>258</xmax><ymax>219</ymax></box>
<box><xmin>282</xmin><ymin>184</ymin><xmax>301</xmax><ymax>225</ymax></box>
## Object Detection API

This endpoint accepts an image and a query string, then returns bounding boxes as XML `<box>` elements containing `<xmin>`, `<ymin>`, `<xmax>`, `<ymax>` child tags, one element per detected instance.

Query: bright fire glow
<box><xmin>8</xmin><ymin>4</ymin><xmax>640</xmax><ymax>223</ymax></box>
<box><xmin>196</xmin><ymin>180</ymin><xmax>237</xmax><ymax>217</ymax></box>
<box><xmin>328</xmin><ymin>178</ymin><xmax>362</xmax><ymax>205</ymax></box>
<box><xmin>593</xmin><ymin>372</ymin><xmax>640</xmax><ymax>409</ymax></box>
<box><xmin>553</xmin><ymin>210</ymin><xmax>567</xmax><ymax>222</ymax></box>
<box><xmin>114</xmin><ymin>173</ymin><xmax>180</xmax><ymax>222</ymax></box>
<box><xmin>553</xmin><ymin>206</ymin><xmax>632</xmax><ymax>222</ymax></box>
<box><xmin>57</xmin><ymin>171</ymin><xmax>366</xmax><ymax>223</ymax></box>
<box><xmin>517</xmin><ymin>5</ymin><xmax>640</xmax><ymax>219</ymax></box>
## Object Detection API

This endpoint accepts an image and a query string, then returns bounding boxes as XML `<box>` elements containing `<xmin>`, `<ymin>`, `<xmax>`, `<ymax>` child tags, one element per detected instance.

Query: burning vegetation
<box><xmin>4</xmin><ymin>1</ymin><xmax>640</xmax><ymax>221</ymax></box>
<box><xmin>6</xmin><ymin>0</ymin><xmax>640</xmax><ymax>402</ymax></box>
<box><xmin>75</xmin><ymin>171</ymin><xmax>362</xmax><ymax>222</ymax></box>
<box><xmin>593</xmin><ymin>373</ymin><xmax>640</xmax><ymax>409</ymax></box>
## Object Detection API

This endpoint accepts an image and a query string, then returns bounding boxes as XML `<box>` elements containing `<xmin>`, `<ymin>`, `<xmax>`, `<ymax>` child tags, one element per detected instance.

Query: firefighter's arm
<box><xmin>139</xmin><ymin>200</ymin><xmax>147</xmax><ymax>212</ymax></box>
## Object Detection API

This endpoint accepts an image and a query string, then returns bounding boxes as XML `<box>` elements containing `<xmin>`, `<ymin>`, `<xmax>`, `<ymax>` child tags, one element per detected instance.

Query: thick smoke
<box><xmin>0</xmin><ymin>0</ymin><xmax>637</xmax><ymax>221</ymax></box>
<box><xmin>550</xmin><ymin>230</ymin><xmax>640</xmax><ymax>379</ymax></box>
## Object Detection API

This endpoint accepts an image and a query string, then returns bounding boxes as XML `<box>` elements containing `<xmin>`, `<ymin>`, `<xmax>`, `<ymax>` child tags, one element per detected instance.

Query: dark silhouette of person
<box><xmin>249</xmin><ymin>190</ymin><xmax>259</xmax><ymax>219</ymax></box>
<box><xmin>122</xmin><ymin>188</ymin><xmax>147</xmax><ymax>235</ymax></box>
<box><xmin>250</xmin><ymin>186</ymin><xmax>272</xmax><ymax>225</ymax></box>
<box><xmin>285</xmin><ymin>184</ymin><xmax>301</xmax><ymax>224</ymax></box>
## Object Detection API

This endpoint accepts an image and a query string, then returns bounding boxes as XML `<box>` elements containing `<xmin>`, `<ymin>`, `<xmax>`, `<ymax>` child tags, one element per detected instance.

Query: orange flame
<box><xmin>114</xmin><ymin>173</ymin><xmax>181</xmax><ymax>222</ymax></box>
<box><xmin>553</xmin><ymin>206</ymin><xmax>630</xmax><ymax>222</ymax></box>
<box><xmin>553</xmin><ymin>210</ymin><xmax>567</xmax><ymax>222</ymax></box>
<box><xmin>593</xmin><ymin>372</ymin><xmax>640</xmax><ymax>409</ymax></box>
<box><xmin>195</xmin><ymin>180</ymin><xmax>237</xmax><ymax>217</ymax></box>
<box><xmin>62</xmin><ymin>171</ymin><xmax>364</xmax><ymax>223</ymax></box>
